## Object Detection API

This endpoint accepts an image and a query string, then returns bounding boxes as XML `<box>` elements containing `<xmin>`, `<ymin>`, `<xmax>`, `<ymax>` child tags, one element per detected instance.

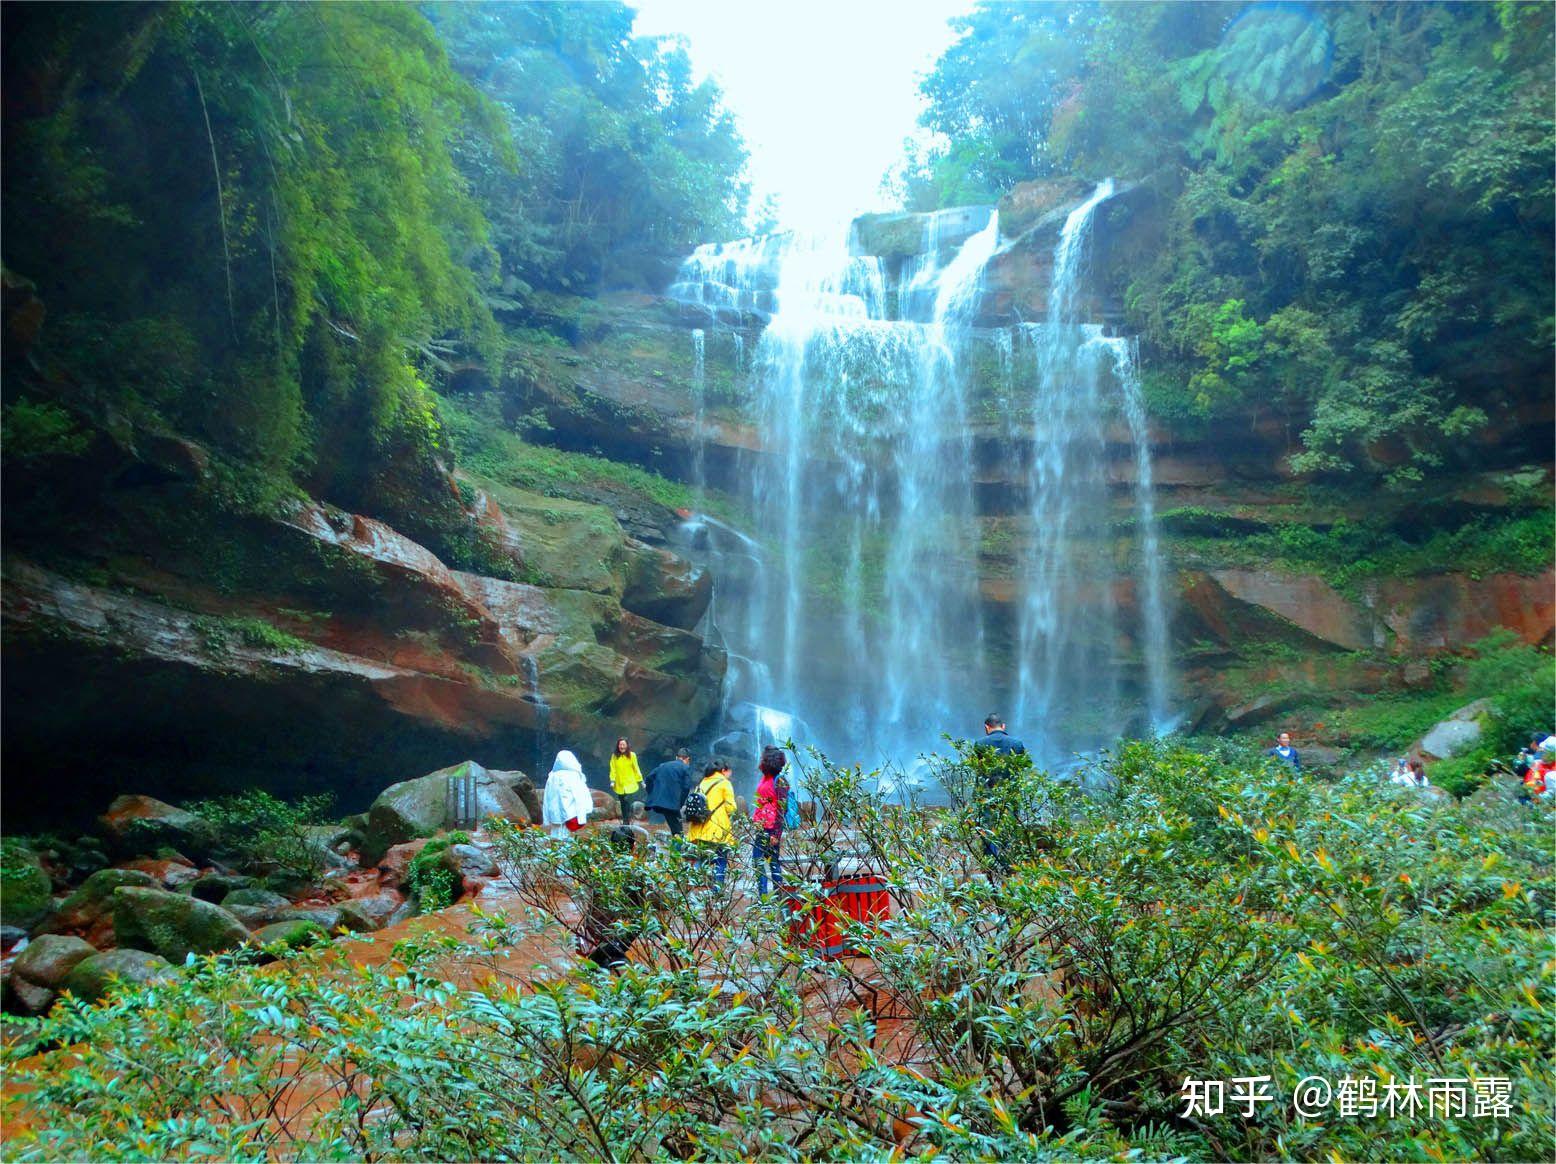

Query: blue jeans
<box><xmin>754</xmin><ymin>831</ymin><xmax>783</xmax><ymax>896</ymax></box>
<box><xmin>696</xmin><ymin>843</ymin><xmax>730</xmax><ymax>889</ymax></box>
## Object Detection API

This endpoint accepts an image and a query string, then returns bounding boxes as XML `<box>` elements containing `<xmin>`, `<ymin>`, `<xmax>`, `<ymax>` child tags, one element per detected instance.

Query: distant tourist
<box><xmin>609</xmin><ymin>736</ymin><xmax>644</xmax><ymax>823</ymax></box>
<box><xmin>978</xmin><ymin>714</ymin><xmax>1027</xmax><ymax>759</ymax></box>
<box><xmin>1267</xmin><ymin>732</ymin><xmax>1301</xmax><ymax>769</ymax></box>
<box><xmin>644</xmin><ymin>746</ymin><xmax>695</xmax><ymax>836</ymax></box>
<box><xmin>972</xmin><ymin>714</ymin><xmax>1025</xmax><ymax>876</ymax></box>
<box><xmin>542</xmin><ymin>750</ymin><xmax>592</xmax><ymax>839</ymax></box>
<box><xmin>1390</xmin><ymin>757</ymin><xmax>1415</xmax><ymax>786</ymax></box>
<box><xmin>1409</xmin><ymin>759</ymin><xmax>1429</xmax><ymax>787</ymax></box>
<box><xmin>751</xmin><ymin>745</ymin><xmax>790</xmax><ymax>898</ymax></box>
<box><xmin>683</xmin><ymin>757</ymin><xmax>736</xmax><ymax>889</ymax></box>
<box><xmin>1513</xmin><ymin>735</ymin><xmax>1544</xmax><ymax>781</ymax></box>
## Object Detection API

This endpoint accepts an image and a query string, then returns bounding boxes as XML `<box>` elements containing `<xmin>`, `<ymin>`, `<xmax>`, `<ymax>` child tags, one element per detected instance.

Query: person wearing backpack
<box><xmin>684</xmin><ymin>757</ymin><xmax>736</xmax><ymax>889</ymax></box>
<box><xmin>751</xmin><ymin>745</ymin><xmax>790</xmax><ymax>898</ymax></box>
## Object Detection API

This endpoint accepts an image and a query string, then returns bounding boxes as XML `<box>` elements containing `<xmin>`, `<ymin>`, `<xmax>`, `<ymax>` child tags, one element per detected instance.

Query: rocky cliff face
<box><xmin>1</xmin><ymin>411</ymin><xmax>724</xmax><ymax>827</ymax></box>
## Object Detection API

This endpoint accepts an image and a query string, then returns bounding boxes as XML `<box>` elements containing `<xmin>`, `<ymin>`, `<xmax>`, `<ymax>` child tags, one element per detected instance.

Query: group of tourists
<box><xmin>540</xmin><ymin>737</ymin><xmax>798</xmax><ymax>895</ymax></box>
<box><xmin>1514</xmin><ymin>732</ymin><xmax>1556</xmax><ymax>800</ymax></box>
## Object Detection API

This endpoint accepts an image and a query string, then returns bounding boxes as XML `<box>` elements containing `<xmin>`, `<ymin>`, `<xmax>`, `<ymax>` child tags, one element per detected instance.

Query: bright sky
<box><xmin>632</xmin><ymin>0</ymin><xmax>972</xmax><ymax>235</ymax></box>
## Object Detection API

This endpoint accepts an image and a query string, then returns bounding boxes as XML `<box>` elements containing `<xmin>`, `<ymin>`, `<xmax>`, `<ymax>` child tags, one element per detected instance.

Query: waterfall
<box><xmin>690</xmin><ymin>328</ymin><xmax>706</xmax><ymax>494</ymax></box>
<box><xmin>669</xmin><ymin>185</ymin><xmax>1171</xmax><ymax>773</ymax></box>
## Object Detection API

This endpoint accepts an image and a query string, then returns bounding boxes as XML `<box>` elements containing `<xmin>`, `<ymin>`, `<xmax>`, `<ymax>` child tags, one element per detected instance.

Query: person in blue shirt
<box><xmin>643</xmin><ymin>746</ymin><xmax>695</xmax><ymax>836</ymax></box>
<box><xmin>1267</xmin><ymin>731</ymin><xmax>1300</xmax><ymax>769</ymax></box>
<box><xmin>979</xmin><ymin>714</ymin><xmax>1026</xmax><ymax>758</ymax></box>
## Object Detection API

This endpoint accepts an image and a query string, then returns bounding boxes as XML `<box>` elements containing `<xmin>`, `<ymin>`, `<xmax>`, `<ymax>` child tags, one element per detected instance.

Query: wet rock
<box><xmin>11</xmin><ymin>935</ymin><xmax>97</xmax><ymax>1012</ymax></box>
<box><xmin>112</xmin><ymin>886</ymin><xmax>248</xmax><ymax>962</ymax></box>
<box><xmin>491</xmin><ymin>769</ymin><xmax>542</xmax><ymax>824</ymax></box>
<box><xmin>222</xmin><ymin>888</ymin><xmax>290</xmax><ymax>912</ymax></box>
<box><xmin>1223</xmin><ymin>692</ymin><xmax>1302</xmax><ymax>729</ymax></box>
<box><xmin>225</xmin><ymin>904</ymin><xmax>274</xmax><ymax>929</ymax></box>
<box><xmin>43</xmin><ymin>868</ymin><xmax>156</xmax><ymax>945</ymax></box>
<box><xmin>190</xmin><ymin>873</ymin><xmax>255</xmax><ymax>903</ymax></box>
<box><xmin>63</xmin><ymin>949</ymin><xmax>176</xmax><ymax>1002</ymax></box>
<box><xmin>250</xmin><ymin>920</ymin><xmax>329</xmax><ymax>951</ymax></box>
<box><xmin>274</xmin><ymin>907</ymin><xmax>343</xmax><ymax>932</ymax></box>
<box><xmin>7</xmin><ymin>976</ymin><xmax>55</xmax><ymax>1015</ymax></box>
<box><xmin>341</xmin><ymin>892</ymin><xmax>408</xmax><ymax>931</ymax></box>
<box><xmin>97</xmin><ymin>795</ymin><xmax>214</xmax><ymax>860</ymax></box>
<box><xmin>0</xmin><ymin>840</ymin><xmax>53</xmax><ymax>930</ymax></box>
<box><xmin>1416</xmin><ymin>699</ymin><xmax>1492</xmax><ymax>762</ymax></box>
<box><xmin>362</xmin><ymin>760</ymin><xmax>527</xmax><ymax>864</ymax></box>
<box><xmin>118</xmin><ymin>855</ymin><xmax>201</xmax><ymax>891</ymax></box>
<box><xmin>1</xmin><ymin>925</ymin><xmax>28</xmax><ymax>948</ymax></box>
<box><xmin>378</xmin><ymin>839</ymin><xmax>433</xmax><ymax>889</ymax></box>
<box><xmin>590</xmin><ymin>788</ymin><xmax>619</xmax><ymax>821</ymax></box>
<box><xmin>442</xmin><ymin>844</ymin><xmax>498</xmax><ymax>881</ymax></box>
<box><xmin>334</xmin><ymin>901</ymin><xmax>382</xmax><ymax>933</ymax></box>
<box><xmin>622</xmin><ymin>540</ymin><xmax>711</xmax><ymax>630</ymax></box>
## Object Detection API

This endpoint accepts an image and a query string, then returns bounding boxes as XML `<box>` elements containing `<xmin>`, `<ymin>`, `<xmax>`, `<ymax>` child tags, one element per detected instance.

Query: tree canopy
<box><xmin>897</xmin><ymin>1</ymin><xmax>1554</xmax><ymax>485</ymax></box>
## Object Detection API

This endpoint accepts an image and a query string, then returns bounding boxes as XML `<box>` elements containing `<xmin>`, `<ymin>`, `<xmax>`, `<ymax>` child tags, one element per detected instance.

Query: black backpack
<box><xmin>681</xmin><ymin>784</ymin><xmax>712</xmax><ymax>825</ymax></box>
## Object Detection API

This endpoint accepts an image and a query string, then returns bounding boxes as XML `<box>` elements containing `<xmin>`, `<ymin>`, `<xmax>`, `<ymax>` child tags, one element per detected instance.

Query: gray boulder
<box><xmin>63</xmin><ymin>949</ymin><xmax>176</xmax><ymax>1002</ymax></box>
<box><xmin>442</xmin><ymin>843</ymin><xmax>498</xmax><ymax>881</ymax></box>
<box><xmin>250</xmin><ymin>920</ymin><xmax>329</xmax><ymax>951</ymax></box>
<box><xmin>340</xmin><ymin>892</ymin><xmax>409</xmax><ymax>931</ymax></box>
<box><xmin>361</xmin><ymin>761</ymin><xmax>527</xmax><ymax>863</ymax></box>
<box><xmin>190</xmin><ymin>873</ymin><xmax>255</xmax><ymax>903</ymax></box>
<box><xmin>112</xmin><ymin>886</ymin><xmax>249</xmax><ymax>962</ymax></box>
<box><xmin>490</xmin><ymin>769</ymin><xmax>541</xmax><ymax>824</ymax></box>
<box><xmin>1416</xmin><ymin>699</ymin><xmax>1492</xmax><ymax>761</ymax></box>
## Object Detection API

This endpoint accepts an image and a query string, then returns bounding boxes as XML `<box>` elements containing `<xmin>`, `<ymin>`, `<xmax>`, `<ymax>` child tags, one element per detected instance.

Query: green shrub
<box><xmin>6</xmin><ymin>742</ymin><xmax>1551</xmax><ymax>1160</ymax></box>
<box><xmin>189</xmin><ymin>790</ymin><xmax>335</xmax><ymax>882</ymax></box>
<box><xmin>404</xmin><ymin>831</ymin><xmax>470</xmax><ymax>913</ymax></box>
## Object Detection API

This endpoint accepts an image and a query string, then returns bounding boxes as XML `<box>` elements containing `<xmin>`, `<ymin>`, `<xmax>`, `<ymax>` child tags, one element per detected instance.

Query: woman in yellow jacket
<box><xmin>685</xmin><ymin>758</ymin><xmax>736</xmax><ymax>888</ymax></box>
<box><xmin>609</xmin><ymin>736</ymin><xmax>644</xmax><ymax>822</ymax></box>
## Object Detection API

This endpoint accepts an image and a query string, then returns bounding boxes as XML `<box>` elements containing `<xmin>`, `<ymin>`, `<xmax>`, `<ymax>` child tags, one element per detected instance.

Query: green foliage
<box><xmin>404</xmin><ymin>831</ymin><xmax>470</xmax><ymax>913</ymax></box>
<box><xmin>189</xmin><ymin>789</ymin><xmax>335</xmax><ymax>882</ymax></box>
<box><xmin>904</xmin><ymin>1</ymin><xmax>1554</xmax><ymax>485</ymax></box>
<box><xmin>7</xmin><ymin>741</ymin><xmax>1551</xmax><ymax>1159</ymax></box>
<box><xmin>4</xmin><ymin>2</ymin><xmax>496</xmax><ymax>487</ymax></box>
<box><xmin>1</xmin><ymin>399</ymin><xmax>91</xmax><ymax>460</ymax></box>
<box><xmin>429</xmin><ymin>2</ymin><xmax>749</xmax><ymax>300</ymax></box>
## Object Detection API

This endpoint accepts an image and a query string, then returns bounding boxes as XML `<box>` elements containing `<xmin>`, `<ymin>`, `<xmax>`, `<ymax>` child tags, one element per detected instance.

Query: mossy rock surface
<box><xmin>112</xmin><ymin>886</ymin><xmax>249</xmax><ymax>962</ymax></box>
<box><xmin>97</xmin><ymin>794</ymin><xmax>215</xmax><ymax>860</ymax></box>
<box><xmin>0</xmin><ymin>839</ymin><xmax>53</xmax><ymax>930</ymax></box>
<box><xmin>62</xmin><ymin>949</ymin><xmax>176</xmax><ymax>1003</ymax></box>
<box><xmin>362</xmin><ymin>761</ymin><xmax>526</xmax><ymax>864</ymax></box>
<box><xmin>250</xmin><ymin>919</ymin><xmax>328</xmax><ymax>950</ymax></box>
<box><xmin>49</xmin><ymin>868</ymin><xmax>156</xmax><ymax>931</ymax></box>
<box><xmin>482</xmin><ymin>484</ymin><xmax>629</xmax><ymax>597</ymax></box>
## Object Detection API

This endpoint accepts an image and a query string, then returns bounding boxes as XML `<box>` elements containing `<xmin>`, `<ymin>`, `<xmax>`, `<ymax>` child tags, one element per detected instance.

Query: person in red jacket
<box><xmin>751</xmin><ymin>745</ymin><xmax>790</xmax><ymax>898</ymax></box>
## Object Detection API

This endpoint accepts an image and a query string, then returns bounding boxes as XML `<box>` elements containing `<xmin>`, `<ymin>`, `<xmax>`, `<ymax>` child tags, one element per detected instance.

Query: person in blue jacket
<box><xmin>1267</xmin><ymin>731</ymin><xmax>1301</xmax><ymax>769</ymax></box>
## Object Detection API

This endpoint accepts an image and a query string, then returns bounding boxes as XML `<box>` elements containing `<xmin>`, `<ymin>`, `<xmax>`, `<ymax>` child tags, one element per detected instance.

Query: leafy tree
<box><xmin>902</xmin><ymin>1</ymin><xmax>1554</xmax><ymax>486</ymax></box>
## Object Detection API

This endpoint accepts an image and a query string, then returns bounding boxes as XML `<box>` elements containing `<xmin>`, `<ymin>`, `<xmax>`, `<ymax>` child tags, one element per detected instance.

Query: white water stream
<box><xmin>671</xmin><ymin>184</ymin><xmax>1171</xmax><ymax>772</ymax></box>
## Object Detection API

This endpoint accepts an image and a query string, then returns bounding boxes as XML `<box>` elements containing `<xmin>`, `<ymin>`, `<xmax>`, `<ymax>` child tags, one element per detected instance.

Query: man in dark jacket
<box><xmin>644</xmin><ymin>746</ymin><xmax>694</xmax><ymax>835</ymax></box>
<box><xmin>980</xmin><ymin>714</ymin><xmax>1026</xmax><ymax>758</ymax></box>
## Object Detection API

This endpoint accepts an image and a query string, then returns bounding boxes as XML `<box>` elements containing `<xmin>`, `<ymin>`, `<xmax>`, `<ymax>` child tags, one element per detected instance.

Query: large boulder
<box><xmin>112</xmin><ymin>886</ymin><xmax>249</xmax><ymax>962</ymax></box>
<box><xmin>442</xmin><ymin>843</ymin><xmax>498</xmax><ymax>881</ymax></box>
<box><xmin>6</xmin><ymin>934</ymin><xmax>99</xmax><ymax>1014</ymax></box>
<box><xmin>490</xmin><ymin>769</ymin><xmax>542</xmax><ymax>824</ymax></box>
<box><xmin>117</xmin><ymin>855</ymin><xmax>201</xmax><ymax>891</ymax></box>
<box><xmin>63</xmin><ymin>949</ymin><xmax>176</xmax><ymax>1003</ymax></box>
<box><xmin>362</xmin><ymin>761</ymin><xmax>527</xmax><ymax>864</ymax></box>
<box><xmin>1</xmin><ymin>839</ymin><xmax>54</xmax><ymax>930</ymax></box>
<box><xmin>43</xmin><ymin>868</ymin><xmax>156</xmax><ymax>945</ymax></box>
<box><xmin>1416</xmin><ymin>699</ymin><xmax>1493</xmax><ymax>762</ymax></box>
<box><xmin>221</xmin><ymin>888</ymin><xmax>291</xmax><ymax>912</ymax></box>
<box><xmin>97</xmin><ymin>795</ymin><xmax>214</xmax><ymax>860</ymax></box>
<box><xmin>190</xmin><ymin>873</ymin><xmax>255</xmax><ymax>903</ymax></box>
<box><xmin>622</xmin><ymin>540</ymin><xmax>711</xmax><ymax>630</ymax></box>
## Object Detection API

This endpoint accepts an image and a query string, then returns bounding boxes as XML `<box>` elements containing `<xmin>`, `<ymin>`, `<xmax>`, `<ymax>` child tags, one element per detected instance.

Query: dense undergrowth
<box><xmin>5</xmin><ymin>740</ymin><xmax>1550</xmax><ymax>1160</ymax></box>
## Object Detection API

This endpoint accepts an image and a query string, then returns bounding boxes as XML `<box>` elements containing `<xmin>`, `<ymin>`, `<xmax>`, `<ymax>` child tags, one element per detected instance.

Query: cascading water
<box><xmin>670</xmin><ymin>184</ymin><xmax>1172</xmax><ymax>773</ymax></box>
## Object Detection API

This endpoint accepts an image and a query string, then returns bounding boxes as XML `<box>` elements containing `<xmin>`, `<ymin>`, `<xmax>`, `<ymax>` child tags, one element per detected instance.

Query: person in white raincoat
<box><xmin>543</xmin><ymin>749</ymin><xmax>593</xmax><ymax>839</ymax></box>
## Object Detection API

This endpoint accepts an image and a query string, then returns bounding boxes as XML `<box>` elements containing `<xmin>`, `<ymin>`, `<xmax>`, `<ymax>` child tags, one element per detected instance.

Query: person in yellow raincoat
<box><xmin>684</xmin><ymin>758</ymin><xmax>736</xmax><ymax>888</ymax></box>
<box><xmin>609</xmin><ymin>736</ymin><xmax>644</xmax><ymax>823</ymax></box>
